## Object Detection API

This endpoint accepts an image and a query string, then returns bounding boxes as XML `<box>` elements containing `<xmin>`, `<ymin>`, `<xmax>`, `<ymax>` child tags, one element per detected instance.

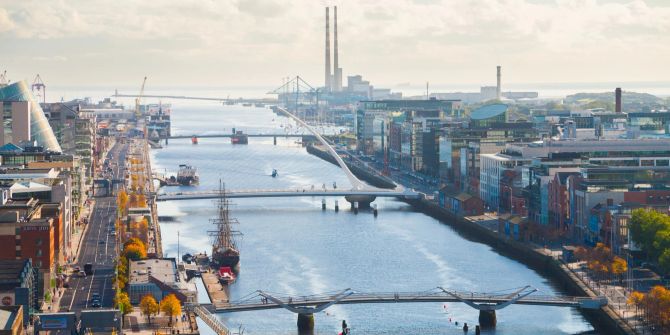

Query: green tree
<box><xmin>659</xmin><ymin>249</ymin><xmax>670</xmax><ymax>274</ymax></box>
<box><xmin>630</xmin><ymin>209</ymin><xmax>670</xmax><ymax>259</ymax></box>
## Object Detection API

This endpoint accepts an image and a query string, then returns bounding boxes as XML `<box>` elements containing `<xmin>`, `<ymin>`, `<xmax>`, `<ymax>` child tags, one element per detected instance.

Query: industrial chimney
<box><xmin>496</xmin><ymin>65</ymin><xmax>501</xmax><ymax>100</ymax></box>
<box><xmin>333</xmin><ymin>6</ymin><xmax>343</xmax><ymax>92</ymax></box>
<box><xmin>325</xmin><ymin>7</ymin><xmax>332</xmax><ymax>92</ymax></box>
<box><xmin>615</xmin><ymin>87</ymin><xmax>622</xmax><ymax>113</ymax></box>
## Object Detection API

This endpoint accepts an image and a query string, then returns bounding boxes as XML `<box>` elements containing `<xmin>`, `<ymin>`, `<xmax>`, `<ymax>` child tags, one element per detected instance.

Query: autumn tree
<box><xmin>115</xmin><ymin>292</ymin><xmax>132</xmax><ymax>315</ymax></box>
<box><xmin>140</xmin><ymin>294</ymin><xmax>159</xmax><ymax>324</ymax></box>
<box><xmin>123</xmin><ymin>238</ymin><xmax>147</xmax><ymax>260</ymax></box>
<box><xmin>160</xmin><ymin>294</ymin><xmax>182</xmax><ymax>327</ymax></box>
<box><xmin>116</xmin><ymin>256</ymin><xmax>129</xmax><ymax>290</ymax></box>
<box><xmin>117</xmin><ymin>190</ymin><xmax>129</xmax><ymax>213</ymax></box>
<box><xmin>628</xmin><ymin>291</ymin><xmax>645</xmax><ymax>315</ymax></box>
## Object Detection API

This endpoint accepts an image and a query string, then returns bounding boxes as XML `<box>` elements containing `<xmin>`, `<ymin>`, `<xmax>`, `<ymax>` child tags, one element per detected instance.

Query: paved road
<box><xmin>60</xmin><ymin>140</ymin><xmax>128</xmax><ymax>313</ymax></box>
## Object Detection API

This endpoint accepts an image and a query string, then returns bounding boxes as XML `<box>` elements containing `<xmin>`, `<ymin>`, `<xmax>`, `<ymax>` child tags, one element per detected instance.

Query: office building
<box><xmin>0</xmin><ymin>82</ymin><xmax>61</xmax><ymax>152</ymax></box>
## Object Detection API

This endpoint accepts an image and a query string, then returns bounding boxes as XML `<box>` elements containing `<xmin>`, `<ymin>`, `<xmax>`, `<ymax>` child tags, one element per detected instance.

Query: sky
<box><xmin>1</xmin><ymin>0</ymin><xmax>670</xmax><ymax>91</ymax></box>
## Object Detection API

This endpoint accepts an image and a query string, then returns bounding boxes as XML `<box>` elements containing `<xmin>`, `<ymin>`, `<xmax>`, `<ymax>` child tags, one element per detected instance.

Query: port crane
<box><xmin>31</xmin><ymin>74</ymin><xmax>46</xmax><ymax>103</ymax></box>
<box><xmin>0</xmin><ymin>71</ymin><xmax>9</xmax><ymax>87</ymax></box>
<box><xmin>134</xmin><ymin>76</ymin><xmax>147</xmax><ymax>118</ymax></box>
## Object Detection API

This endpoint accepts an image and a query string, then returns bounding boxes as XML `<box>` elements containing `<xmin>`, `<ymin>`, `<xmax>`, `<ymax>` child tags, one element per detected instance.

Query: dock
<box><xmin>202</xmin><ymin>270</ymin><xmax>230</xmax><ymax>307</ymax></box>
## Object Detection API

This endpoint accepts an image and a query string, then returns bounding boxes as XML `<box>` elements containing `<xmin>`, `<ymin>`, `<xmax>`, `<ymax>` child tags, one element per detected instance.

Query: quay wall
<box><xmin>307</xmin><ymin>145</ymin><xmax>634</xmax><ymax>335</ymax></box>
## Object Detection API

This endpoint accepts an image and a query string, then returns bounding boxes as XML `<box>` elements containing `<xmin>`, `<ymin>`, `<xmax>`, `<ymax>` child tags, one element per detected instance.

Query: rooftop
<box><xmin>129</xmin><ymin>258</ymin><xmax>178</xmax><ymax>285</ymax></box>
<box><xmin>470</xmin><ymin>104</ymin><xmax>508</xmax><ymax>120</ymax></box>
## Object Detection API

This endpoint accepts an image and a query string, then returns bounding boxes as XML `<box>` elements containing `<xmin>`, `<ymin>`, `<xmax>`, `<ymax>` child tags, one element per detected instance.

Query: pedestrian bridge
<box><xmin>155</xmin><ymin>188</ymin><xmax>421</xmax><ymax>202</ymax></box>
<box><xmin>194</xmin><ymin>286</ymin><xmax>607</xmax><ymax>330</ymax></box>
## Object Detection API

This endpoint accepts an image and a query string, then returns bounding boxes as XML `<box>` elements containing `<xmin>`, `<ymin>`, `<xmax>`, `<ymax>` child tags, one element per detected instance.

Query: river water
<box><xmin>151</xmin><ymin>102</ymin><xmax>595</xmax><ymax>335</ymax></box>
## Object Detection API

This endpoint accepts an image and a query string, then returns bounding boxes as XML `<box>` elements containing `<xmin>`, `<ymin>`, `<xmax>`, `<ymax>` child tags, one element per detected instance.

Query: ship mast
<box><xmin>208</xmin><ymin>180</ymin><xmax>240</xmax><ymax>252</ymax></box>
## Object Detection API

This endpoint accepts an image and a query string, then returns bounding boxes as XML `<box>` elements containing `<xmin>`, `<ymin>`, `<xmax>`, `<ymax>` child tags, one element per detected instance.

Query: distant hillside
<box><xmin>565</xmin><ymin>91</ymin><xmax>663</xmax><ymax>105</ymax></box>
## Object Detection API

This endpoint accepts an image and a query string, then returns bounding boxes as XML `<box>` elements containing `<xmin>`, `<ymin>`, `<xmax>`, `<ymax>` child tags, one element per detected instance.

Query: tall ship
<box><xmin>209</xmin><ymin>183</ymin><xmax>242</xmax><ymax>274</ymax></box>
<box><xmin>176</xmin><ymin>164</ymin><xmax>199</xmax><ymax>185</ymax></box>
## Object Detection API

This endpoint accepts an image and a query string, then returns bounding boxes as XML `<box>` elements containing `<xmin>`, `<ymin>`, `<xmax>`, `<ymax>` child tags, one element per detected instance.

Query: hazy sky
<box><xmin>1</xmin><ymin>0</ymin><xmax>670</xmax><ymax>90</ymax></box>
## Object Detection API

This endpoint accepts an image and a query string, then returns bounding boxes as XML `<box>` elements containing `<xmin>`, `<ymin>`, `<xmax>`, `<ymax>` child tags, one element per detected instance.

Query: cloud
<box><xmin>0</xmin><ymin>8</ymin><xmax>15</xmax><ymax>33</ymax></box>
<box><xmin>0</xmin><ymin>0</ymin><xmax>669</xmax><ymax>86</ymax></box>
<box><xmin>32</xmin><ymin>56</ymin><xmax>68</xmax><ymax>62</ymax></box>
<box><xmin>235</xmin><ymin>0</ymin><xmax>288</xmax><ymax>18</ymax></box>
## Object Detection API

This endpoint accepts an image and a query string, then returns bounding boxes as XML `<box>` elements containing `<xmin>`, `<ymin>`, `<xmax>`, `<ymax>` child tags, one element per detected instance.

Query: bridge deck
<box><xmin>211</xmin><ymin>291</ymin><xmax>603</xmax><ymax>313</ymax></box>
<box><xmin>169</xmin><ymin>134</ymin><xmax>315</xmax><ymax>139</ymax></box>
<box><xmin>156</xmin><ymin>189</ymin><xmax>420</xmax><ymax>201</ymax></box>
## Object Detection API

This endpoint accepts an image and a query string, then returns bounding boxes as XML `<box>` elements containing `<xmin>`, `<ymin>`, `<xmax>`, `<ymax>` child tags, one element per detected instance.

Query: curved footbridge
<box><xmin>191</xmin><ymin>286</ymin><xmax>607</xmax><ymax>332</ymax></box>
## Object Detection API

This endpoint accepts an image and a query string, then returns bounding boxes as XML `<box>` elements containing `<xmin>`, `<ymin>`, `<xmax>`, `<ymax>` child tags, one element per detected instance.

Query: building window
<box><xmin>3</xmin><ymin>102</ymin><xmax>12</xmax><ymax>144</ymax></box>
<box><xmin>36</xmin><ymin>238</ymin><xmax>42</xmax><ymax>246</ymax></box>
<box><xmin>36</xmin><ymin>249</ymin><xmax>42</xmax><ymax>257</ymax></box>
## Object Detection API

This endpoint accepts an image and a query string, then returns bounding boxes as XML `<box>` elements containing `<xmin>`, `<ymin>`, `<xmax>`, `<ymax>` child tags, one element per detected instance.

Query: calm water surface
<box><xmin>152</xmin><ymin>103</ymin><xmax>595</xmax><ymax>335</ymax></box>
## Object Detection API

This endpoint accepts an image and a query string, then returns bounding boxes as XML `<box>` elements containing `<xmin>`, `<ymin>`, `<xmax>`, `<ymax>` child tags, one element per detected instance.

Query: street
<box><xmin>60</xmin><ymin>140</ymin><xmax>129</xmax><ymax>312</ymax></box>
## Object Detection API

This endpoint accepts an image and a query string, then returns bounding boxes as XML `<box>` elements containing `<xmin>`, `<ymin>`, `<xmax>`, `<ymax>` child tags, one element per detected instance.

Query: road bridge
<box><xmin>195</xmin><ymin>286</ymin><xmax>607</xmax><ymax>331</ymax></box>
<box><xmin>168</xmin><ymin>133</ymin><xmax>315</xmax><ymax>139</ymax></box>
<box><xmin>155</xmin><ymin>188</ymin><xmax>421</xmax><ymax>202</ymax></box>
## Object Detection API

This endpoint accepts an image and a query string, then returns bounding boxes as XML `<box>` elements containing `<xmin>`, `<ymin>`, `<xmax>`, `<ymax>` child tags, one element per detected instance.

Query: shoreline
<box><xmin>307</xmin><ymin>144</ymin><xmax>634</xmax><ymax>335</ymax></box>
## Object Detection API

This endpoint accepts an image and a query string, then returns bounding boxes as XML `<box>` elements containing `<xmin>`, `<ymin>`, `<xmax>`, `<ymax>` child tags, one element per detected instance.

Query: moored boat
<box><xmin>209</xmin><ymin>182</ymin><xmax>242</xmax><ymax>274</ymax></box>
<box><xmin>177</xmin><ymin>164</ymin><xmax>199</xmax><ymax>185</ymax></box>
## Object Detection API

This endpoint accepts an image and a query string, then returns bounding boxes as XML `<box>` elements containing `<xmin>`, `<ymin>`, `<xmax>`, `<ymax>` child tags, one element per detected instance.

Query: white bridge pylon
<box><xmin>275</xmin><ymin>106</ymin><xmax>395</xmax><ymax>191</ymax></box>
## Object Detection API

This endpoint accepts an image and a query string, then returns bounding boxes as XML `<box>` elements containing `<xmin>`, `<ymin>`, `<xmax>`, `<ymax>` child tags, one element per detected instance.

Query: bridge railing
<box><xmin>227</xmin><ymin>289</ymin><xmax>585</xmax><ymax>307</ymax></box>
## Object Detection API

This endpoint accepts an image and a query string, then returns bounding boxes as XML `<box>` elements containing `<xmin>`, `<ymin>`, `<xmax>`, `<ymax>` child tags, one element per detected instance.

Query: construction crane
<box><xmin>134</xmin><ymin>76</ymin><xmax>147</xmax><ymax>118</ymax></box>
<box><xmin>0</xmin><ymin>71</ymin><xmax>9</xmax><ymax>87</ymax></box>
<box><xmin>32</xmin><ymin>74</ymin><xmax>46</xmax><ymax>103</ymax></box>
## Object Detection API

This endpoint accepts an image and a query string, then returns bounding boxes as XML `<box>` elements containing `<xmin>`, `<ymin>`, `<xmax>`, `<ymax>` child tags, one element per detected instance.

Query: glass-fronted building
<box><xmin>0</xmin><ymin>81</ymin><xmax>62</xmax><ymax>152</ymax></box>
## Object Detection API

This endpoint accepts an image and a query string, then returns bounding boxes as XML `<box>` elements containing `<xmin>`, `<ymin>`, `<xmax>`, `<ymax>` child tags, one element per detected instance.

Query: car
<box><xmin>91</xmin><ymin>293</ymin><xmax>101</xmax><ymax>300</ymax></box>
<box><xmin>73</xmin><ymin>266</ymin><xmax>81</xmax><ymax>273</ymax></box>
<box><xmin>91</xmin><ymin>300</ymin><xmax>101</xmax><ymax>308</ymax></box>
<box><xmin>110</xmin><ymin>231</ymin><xmax>117</xmax><ymax>236</ymax></box>
<box><xmin>78</xmin><ymin>271</ymin><xmax>86</xmax><ymax>278</ymax></box>
<box><xmin>99</xmin><ymin>240</ymin><xmax>105</xmax><ymax>244</ymax></box>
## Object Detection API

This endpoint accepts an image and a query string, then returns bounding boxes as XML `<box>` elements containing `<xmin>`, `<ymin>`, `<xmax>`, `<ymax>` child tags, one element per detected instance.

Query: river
<box><xmin>151</xmin><ymin>102</ymin><xmax>595</xmax><ymax>335</ymax></box>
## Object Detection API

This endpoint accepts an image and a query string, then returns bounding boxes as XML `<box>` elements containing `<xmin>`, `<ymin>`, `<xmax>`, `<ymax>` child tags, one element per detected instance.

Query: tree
<box><xmin>123</xmin><ymin>243</ymin><xmax>147</xmax><ymax>260</ymax></box>
<box><xmin>628</xmin><ymin>291</ymin><xmax>645</xmax><ymax>315</ymax></box>
<box><xmin>116</xmin><ymin>256</ymin><xmax>129</xmax><ymax>290</ymax></box>
<box><xmin>140</xmin><ymin>294</ymin><xmax>159</xmax><ymax>324</ymax></box>
<box><xmin>117</xmin><ymin>190</ymin><xmax>129</xmax><ymax>212</ymax></box>
<box><xmin>115</xmin><ymin>292</ymin><xmax>132</xmax><ymax>315</ymax></box>
<box><xmin>124</xmin><ymin>238</ymin><xmax>146</xmax><ymax>251</ymax></box>
<box><xmin>574</xmin><ymin>246</ymin><xmax>588</xmax><ymax>261</ymax></box>
<box><xmin>123</xmin><ymin>237</ymin><xmax>147</xmax><ymax>260</ymax></box>
<box><xmin>160</xmin><ymin>294</ymin><xmax>182</xmax><ymax>327</ymax></box>
<box><xmin>611</xmin><ymin>256</ymin><xmax>628</xmax><ymax>276</ymax></box>
<box><xmin>659</xmin><ymin>249</ymin><xmax>670</xmax><ymax>274</ymax></box>
<box><xmin>630</xmin><ymin>209</ymin><xmax>670</xmax><ymax>259</ymax></box>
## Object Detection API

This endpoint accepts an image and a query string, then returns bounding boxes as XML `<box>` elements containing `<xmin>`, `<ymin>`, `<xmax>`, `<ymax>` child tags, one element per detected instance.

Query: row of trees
<box><xmin>575</xmin><ymin>243</ymin><xmax>628</xmax><ymax>281</ymax></box>
<box><xmin>629</xmin><ymin>286</ymin><xmax>670</xmax><ymax>330</ymax></box>
<box><xmin>140</xmin><ymin>294</ymin><xmax>182</xmax><ymax>326</ymax></box>
<box><xmin>630</xmin><ymin>209</ymin><xmax>670</xmax><ymax>273</ymax></box>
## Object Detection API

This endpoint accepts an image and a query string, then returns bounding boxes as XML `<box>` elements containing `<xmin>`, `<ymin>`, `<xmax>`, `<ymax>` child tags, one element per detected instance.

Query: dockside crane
<box><xmin>0</xmin><ymin>71</ymin><xmax>9</xmax><ymax>87</ymax></box>
<box><xmin>135</xmin><ymin>76</ymin><xmax>147</xmax><ymax>118</ymax></box>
